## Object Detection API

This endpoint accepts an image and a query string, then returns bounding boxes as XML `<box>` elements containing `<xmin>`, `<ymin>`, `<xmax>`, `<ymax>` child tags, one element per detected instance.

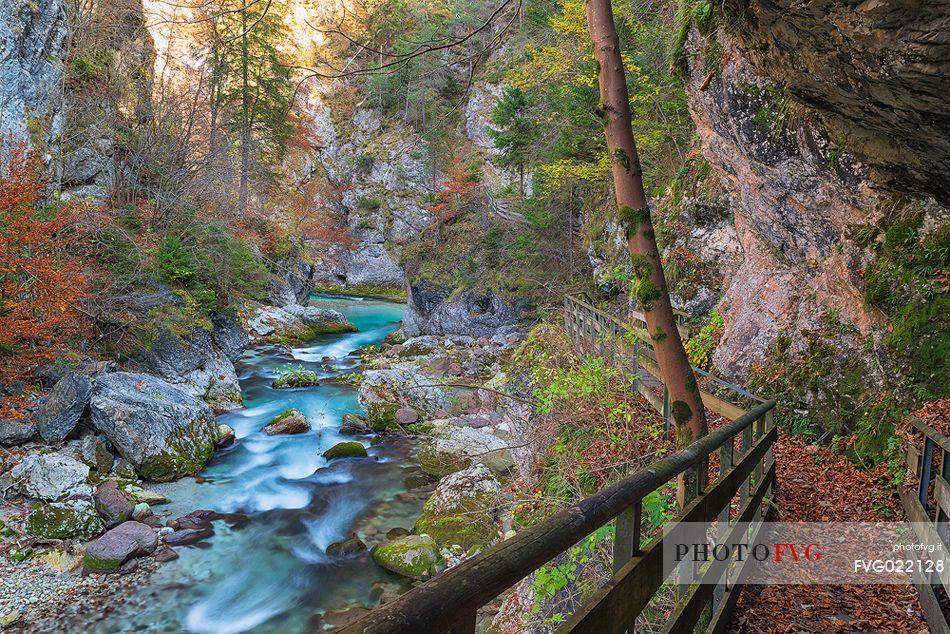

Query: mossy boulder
<box><xmin>366</xmin><ymin>402</ymin><xmax>400</xmax><ymax>433</ymax></box>
<box><xmin>322</xmin><ymin>441</ymin><xmax>368</xmax><ymax>461</ymax></box>
<box><xmin>272</xmin><ymin>368</ymin><xmax>320</xmax><ymax>389</ymax></box>
<box><xmin>340</xmin><ymin>413</ymin><xmax>371</xmax><ymax>435</ymax></box>
<box><xmin>89</xmin><ymin>372</ymin><xmax>218</xmax><ymax>482</ymax></box>
<box><xmin>249</xmin><ymin>305</ymin><xmax>358</xmax><ymax>343</ymax></box>
<box><xmin>414</xmin><ymin>464</ymin><xmax>501</xmax><ymax>550</ymax></box>
<box><xmin>326</xmin><ymin>537</ymin><xmax>367</xmax><ymax>557</ymax></box>
<box><xmin>371</xmin><ymin>535</ymin><xmax>441</xmax><ymax>580</ymax></box>
<box><xmin>417</xmin><ymin>426</ymin><xmax>512</xmax><ymax>477</ymax></box>
<box><xmin>24</xmin><ymin>500</ymin><xmax>104</xmax><ymax>540</ymax></box>
<box><xmin>83</xmin><ymin>521</ymin><xmax>158</xmax><ymax>573</ymax></box>
<box><xmin>262</xmin><ymin>408</ymin><xmax>310</xmax><ymax>435</ymax></box>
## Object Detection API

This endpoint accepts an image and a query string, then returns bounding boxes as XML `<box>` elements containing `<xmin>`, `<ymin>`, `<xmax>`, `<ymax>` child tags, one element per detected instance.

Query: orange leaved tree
<box><xmin>0</xmin><ymin>144</ymin><xmax>90</xmax><ymax>381</ymax></box>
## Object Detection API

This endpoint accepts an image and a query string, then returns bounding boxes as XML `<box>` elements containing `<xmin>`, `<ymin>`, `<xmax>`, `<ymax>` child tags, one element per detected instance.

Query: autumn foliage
<box><xmin>428</xmin><ymin>154</ymin><xmax>478</xmax><ymax>223</ymax></box>
<box><xmin>0</xmin><ymin>144</ymin><xmax>91</xmax><ymax>381</ymax></box>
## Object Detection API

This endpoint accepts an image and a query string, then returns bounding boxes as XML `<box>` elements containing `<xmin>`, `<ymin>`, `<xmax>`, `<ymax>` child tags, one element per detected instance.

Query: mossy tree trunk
<box><xmin>586</xmin><ymin>0</ymin><xmax>707</xmax><ymax>502</ymax></box>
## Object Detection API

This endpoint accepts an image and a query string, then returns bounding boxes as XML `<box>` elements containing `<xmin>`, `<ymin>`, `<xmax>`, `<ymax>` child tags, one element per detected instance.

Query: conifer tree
<box><xmin>207</xmin><ymin>0</ymin><xmax>294</xmax><ymax>213</ymax></box>
<box><xmin>488</xmin><ymin>87</ymin><xmax>536</xmax><ymax>201</ymax></box>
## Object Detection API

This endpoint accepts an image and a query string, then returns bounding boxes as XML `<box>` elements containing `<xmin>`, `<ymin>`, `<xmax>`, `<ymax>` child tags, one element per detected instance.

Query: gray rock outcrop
<box><xmin>402</xmin><ymin>281</ymin><xmax>526</xmax><ymax>337</ymax></box>
<box><xmin>35</xmin><ymin>373</ymin><xmax>92</xmax><ymax>443</ymax></box>
<box><xmin>11</xmin><ymin>452</ymin><xmax>91</xmax><ymax>500</ymax></box>
<box><xmin>141</xmin><ymin>327</ymin><xmax>242</xmax><ymax>411</ymax></box>
<box><xmin>0</xmin><ymin>418</ymin><xmax>35</xmax><ymax>446</ymax></box>
<box><xmin>89</xmin><ymin>372</ymin><xmax>218</xmax><ymax>482</ymax></box>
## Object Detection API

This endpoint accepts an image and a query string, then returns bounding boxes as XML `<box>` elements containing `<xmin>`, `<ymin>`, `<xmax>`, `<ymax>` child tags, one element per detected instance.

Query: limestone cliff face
<box><xmin>678</xmin><ymin>18</ymin><xmax>948</xmax><ymax>418</ymax></box>
<box><xmin>297</xmin><ymin>87</ymin><xmax>435</xmax><ymax>289</ymax></box>
<box><xmin>0</xmin><ymin>0</ymin><xmax>69</xmax><ymax>146</ymax></box>
<box><xmin>721</xmin><ymin>0</ymin><xmax>950</xmax><ymax>206</ymax></box>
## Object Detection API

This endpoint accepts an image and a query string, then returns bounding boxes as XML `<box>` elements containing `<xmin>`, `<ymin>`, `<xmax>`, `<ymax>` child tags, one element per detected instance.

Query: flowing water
<box><xmin>92</xmin><ymin>295</ymin><xmax>427</xmax><ymax>633</ymax></box>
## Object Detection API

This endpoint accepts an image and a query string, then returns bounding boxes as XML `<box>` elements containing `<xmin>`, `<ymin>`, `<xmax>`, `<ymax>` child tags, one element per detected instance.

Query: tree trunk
<box><xmin>238</xmin><ymin>9</ymin><xmax>251</xmax><ymax>214</ymax></box>
<box><xmin>586</xmin><ymin>0</ymin><xmax>707</xmax><ymax>496</ymax></box>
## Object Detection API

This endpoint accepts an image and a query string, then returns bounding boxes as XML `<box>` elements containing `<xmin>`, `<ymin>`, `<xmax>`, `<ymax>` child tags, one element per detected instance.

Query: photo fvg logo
<box><xmin>674</xmin><ymin>542</ymin><xmax>823</xmax><ymax>563</ymax></box>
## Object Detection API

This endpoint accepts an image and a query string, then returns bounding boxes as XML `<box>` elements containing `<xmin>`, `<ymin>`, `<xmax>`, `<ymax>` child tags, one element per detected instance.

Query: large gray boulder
<box><xmin>417</xmin><ymin>426</ymin><xmax>513</xmax><ymax>477</ymax></box>
<box><xmin>89</xmin><ymin>373</ymin><xmax>218</xmax><ymax>482</ymax></box>
<box><xmin>11</xmin><ymin>452</ymin><xmax>91</xmax><ymax>499</ymax></box>
<box><xmin>211</xmin><ymin>313</ymin><xmax>249</xmax><ymax>362</ymax></box>
<box><xmin>36</xmin><ymin>373</ymin><xmax>91</xmax><ymax>443</ymax></box>
<box><xmin>141</xmin><ymin>327</ymin><xmax>242</xmax><ymax>410</ymax></box>
<box><xmin>248</xmin><ymin>304</ymin><xmax>357</xmax><ymax>341</ymax></box>
<box><xmin>402</xmin><ymin>281</ymin><xmax>526</xmax><ymax>338</ymax></box>
<box><xmin>84</xmin><ymin>521</ymin><xmax>158</xmax><ymax>573</ymax></box>
<box><xmin>0</xmin><ymin>418</ymin><xmax>35</xmax><ymax>446</ymax></box>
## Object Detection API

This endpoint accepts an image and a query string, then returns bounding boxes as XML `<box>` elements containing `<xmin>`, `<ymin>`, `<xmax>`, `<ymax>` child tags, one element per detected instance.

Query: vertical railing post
<box><xmin>662</xmin><ymin>386</ymin><xmax>671</xmax><ymax>438</ymax></box>
<box><xmin>614</xmin><ymin>500</ymin><xmax>642</xmax><ymax>572</ymax></box>
<box><xmin>740</xmin><ymin>423</ymin><xmax>752</xmax><ymax>509</ymax></box>
<box><xmin>939</xmin><ymin>448</ymin><xmax>950</xmax><ymax>545</ymax></box>
<box><xmin>920</xmin><ymin>436</ymin><xmax>934</xmax><ymax>512</ymax></box>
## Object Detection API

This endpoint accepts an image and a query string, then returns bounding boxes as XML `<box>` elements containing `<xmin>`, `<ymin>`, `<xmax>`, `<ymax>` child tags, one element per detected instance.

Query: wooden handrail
<box><xmin>901</xmin><ymin>414</ymin><xmax>950</xmax><ymax>633</ymax></box>
<box><xmin>341</xmin><ymin>401</ymin><xmax>776</xmax><ymax>634</ymax></box>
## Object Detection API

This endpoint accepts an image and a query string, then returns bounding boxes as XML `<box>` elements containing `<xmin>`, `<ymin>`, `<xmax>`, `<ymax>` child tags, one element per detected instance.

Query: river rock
<box><xmin>249</xmin><ymin>304</ymin><xmax>357</xmax><ymax>341</ymax></box>
<box><xmin>262</xmin><ymin>409</ymin><xmax>311</xmax><ymax>435</ymax></box>
<box><xmin>11</xmin><ymin>452</ymin><xmax>91</xmax><ymax>500</ymax></box>
<box><xmin>394</xmin><ymin>407</ymin><xmax>419</xmax><ymax>425</ymax></box>
<box><xmin>0</xmin><ymin>418</ymin><xmax>35</xmax><ymax>446</ymax></box>
<box><xmin>359</xmin><ymin>367</ymin><xmax>454</xmax><ymax>428</ymax></box>
<box><xmin>24</xmin><ymin>499</ymin><xmax>104</xmax><ymax>540</ymax></box>
<box><xmin>35</xmin><ymin>373</ymin><xmax>92</xmax><ymax>443</ymax></box>
<box><xmin>326</xmin><ymin>537</ymin><xmax>367</xmax><ymax>557</ymax></box>
<box><xmin>84</xmin><ymin>521</ymin><xmax>158</xmax><ymax>573</ymax></box>
<box><xmin>272</xmin><ymin>367</ymin><xmax>320</xmax><ymax>389</ymax></box>
<box><xmin>340</xmin><ymin>413</ymin><xmax>371</xmax><ymax>435</ymax></box>
<box><xmin>89</xmin><ymin>372</ymin><xmax>217</xmax><ymax>482</ymax></box>
<box><xmin>402</xmin><ymin>280</ymin><xmax>526</xmax><ymax>337</ymax></box>
<box><xmin>141</xmin><ymin>327</ymin><xmax>243</xmax><ymax>411</ymax></box>
<box><xmin>371</xmin><ymin>534</ymin><xmax>441</xmax><ymax>580</ymax></box>
<box><xmin>132</xmin><ymin>503</ymin><xmax>151</xmax><ymax>521</ymax></box>
<box><xmin>417</xmin><ymin>426</ymin><xmax>513</xmax><ymax>477</ymax></box>
<box><xmin>323</xmin><ymin>441</ymin><xmax>368</xmax><ymax>461</ymax></box>
<box><xmin>211</xmin><ymin>312</ymin><xmax>249</xmax><ymax>362</ymax></box>
<box><xmin>80</xmin><ymin>434</ymin><xmax>114</xmax><ymax>474</ymax></box>
<box><xmin>161</xmin><ymin>526</ymin><xmax>213</xmax><ymax>546</ymax></box>
<box><xmin>216</xmin><ymin>424</ymin><xmax>235</xmax><ymax>448</ymax></box>
<box><xmin>94</xmin><ymin>480</ymin><xmax>134</xmax><ymax>527</ymax></box>
<box><xmin>414</xmin><ymin>464</ymin><xmax>502</xmax><ymax>550</ymax></box>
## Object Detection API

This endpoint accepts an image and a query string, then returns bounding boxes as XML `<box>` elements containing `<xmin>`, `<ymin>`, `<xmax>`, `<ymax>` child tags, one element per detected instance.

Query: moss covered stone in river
<box><xmin>24</xmin><ymin>500</ymin><xmax>104</xmax><ymax>540</ymax></box>
<box><xmin>272</xmin><ymin>367</ymin><xmax>320</xmax><ymax>389</ymax></box>
<box><xmin>413</xmin><ymin>463</ymin><xmax>502</xmax><ymax>550</ymax></box>
<box><xmin>370</xmin><ymin>534</ymin><xmax>441</xmax><ymax>580</ymax></box>
<box><xmin>322</xmin><ymin>441</ymin><xmax>368</xmax><ymax>460</ymax></box>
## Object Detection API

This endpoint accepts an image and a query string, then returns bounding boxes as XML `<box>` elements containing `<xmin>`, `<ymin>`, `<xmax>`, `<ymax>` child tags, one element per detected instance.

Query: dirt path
<box><xmin>730</xmin><ymin>430</ymin><xmax>929</xmax><ymax>633</ymax></box>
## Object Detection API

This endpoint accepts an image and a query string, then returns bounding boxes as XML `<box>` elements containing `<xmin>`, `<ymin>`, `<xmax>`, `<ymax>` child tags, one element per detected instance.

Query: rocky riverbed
<box><xmin>0</xmin><ymin>291</ymin><xmax>540</xmax><ymax>633</ymax></box>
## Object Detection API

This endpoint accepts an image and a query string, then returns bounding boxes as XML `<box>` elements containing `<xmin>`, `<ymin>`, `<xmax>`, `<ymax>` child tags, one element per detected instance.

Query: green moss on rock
<box><xmin>24</xmin><ymin>501</ymin><xmax>104</xmax><ymax>540</ymax></box>
<box><xmin>413</xmin><ymin>514</ymin><xmax>497</xmax><ymax>551</ymax></box>
<box><xmin>371</xmin><ymin>535</ymin><xmax>441</xmax><ymax>580</ymax></box>
<box><xmin>366</xmin><ymin>402</ymin><xmax>400</xmax><ymax>433</ymax></box>
<box><xmin>272</xmin><ymin>368</ymin><xmax>320</xmax><ymax>389</ymax></box>
<box><xmin>322</xmin><ymin>441</ymin><xmax>368</xmax><ymax>460</ymax></box>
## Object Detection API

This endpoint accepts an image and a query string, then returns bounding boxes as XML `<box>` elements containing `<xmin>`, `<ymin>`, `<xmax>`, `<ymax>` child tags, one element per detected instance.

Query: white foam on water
<box><xmin>301</xmin><ymin>493</ymin><xmax>368</xmax><ymax>551</ymax></box>
<box><xmin>184</xmin><ymin>571</ymin><xmax>297</xmax><ymax>634</ymax></box>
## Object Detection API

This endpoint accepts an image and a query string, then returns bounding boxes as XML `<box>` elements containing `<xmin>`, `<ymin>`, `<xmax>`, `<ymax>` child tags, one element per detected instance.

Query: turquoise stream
<box><xmin>92</xmin><ymin>295</ymin><xmax>424</xmax><ymax>633</ymax></box>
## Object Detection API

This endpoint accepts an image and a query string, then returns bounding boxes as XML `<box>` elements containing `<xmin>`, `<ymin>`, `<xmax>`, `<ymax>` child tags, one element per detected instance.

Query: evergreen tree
<box><xmin>487</xmin><ymin>87</ymin><xmax>536</xmax><ymax>201</ymax></box>
<box><xmin>208</xmin><ymin>0</ymin><xmax>294</xmax><ymax>212</ymax></box>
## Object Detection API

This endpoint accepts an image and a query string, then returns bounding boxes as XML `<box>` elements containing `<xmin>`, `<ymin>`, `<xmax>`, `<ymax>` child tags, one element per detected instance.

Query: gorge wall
<box><xmin>669</xmin><ymin>0</ymin><xmax>948</xmax><ymax>436</ymax></box>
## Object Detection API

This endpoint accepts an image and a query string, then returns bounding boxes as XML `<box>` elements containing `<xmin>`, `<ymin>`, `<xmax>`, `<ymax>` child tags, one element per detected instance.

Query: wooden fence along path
<box><xmin>343</xmin><ymin>296</ymin><xmax>778</xmax><ymax>634</ymax></box>
<box><xmin>902</xmin><ymin>416</ymin><xmax>950</xmax><ymax>633</ymax></box>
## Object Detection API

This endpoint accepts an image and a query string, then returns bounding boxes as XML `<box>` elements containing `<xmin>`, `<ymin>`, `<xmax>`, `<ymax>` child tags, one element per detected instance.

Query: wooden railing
<box><xmin>902</xmin><ymin>415</ymin><xmax>950</xmax><ymax>634</ymax></box>
<box><xmin>342</xmin><ymin>298</ymin><xmax>777</xmax><ymax>634</ymax></box>
<box><xmin>564</xmin><ymin>293</ymin><xmax>764</xmax><ymax>429</ymax></box>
